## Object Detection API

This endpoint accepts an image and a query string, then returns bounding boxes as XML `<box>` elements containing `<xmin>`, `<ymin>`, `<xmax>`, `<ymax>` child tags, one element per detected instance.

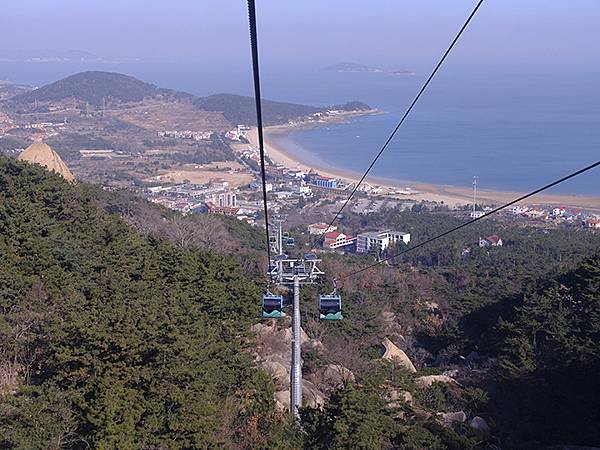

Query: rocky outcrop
<box><xmin>381</xmin><ymin>337</ymin><xmax>416</xmax><ymax>373</ymax></box>
<box><xmin>303</xmin><ymin>380</ymin><xmax>326</xmax><ymax>407</ymax></box>
<box><xmin>440</xmin><ymin>411</ymin><xmax>467</xmax><ymax>425</ymax></box>
<box><xmin>262</xmin><ymin>358</ymin><xmax>289</xmax><ymax>388</ymax></box>
<box><xmin>386</xmin><ymin>389</ymin><xmax>413</xmax><ymax>409</ymax></box>
<box><xmin>274</xmin><ymin>380</ymin><xmax>326</xmax><ymax>412</ymax></box>
<box><xmin>274</xmin><ymin>390</ymin><xmax>290</xmax><ymax>412</ymax></box>
<box><xmin>253</xmin><ymin>322</ymin><xmax>327</xmax><ymax>409</ymax></box>
<box><xmin>414</xmin><ymin>374</ymin><xmax>457</xmax><ymax>389</ymax></box>
<box><xmin>469</xmin><ymin>416</ymin><xmax>490</xmax><ymax>433</ymax></box>
<box><xmin>18</xmin><ymin>142</ymin><xmax>75</xmax><ymax>182</ymax></box>
<box><xmin>311</xmin><ymin>364</ymin><xmax>355</xmax><ymax>392</ymax></box>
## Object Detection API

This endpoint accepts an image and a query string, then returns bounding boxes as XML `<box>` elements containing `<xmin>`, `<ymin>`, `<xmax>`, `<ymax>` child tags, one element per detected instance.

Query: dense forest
<box><xmin>1</xmin><ymin>156</ymin><xmax>598</xmax><ymax>448</ymax></box>
<box><xmin>0</xmin><ymin>157</ymin><xmax>291</xmax><ymax>448</ymax></box>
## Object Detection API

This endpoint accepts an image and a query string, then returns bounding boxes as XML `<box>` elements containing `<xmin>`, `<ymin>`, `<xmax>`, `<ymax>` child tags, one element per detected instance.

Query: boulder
<box><xmin>318</xmin><ymin>364</ymin><xmax>355</xmax><ymax>389</ymax></box>
<box><xmin>262</xmin><ymin>359</ymin><xmax>289</xmax><ymax>388</ymax></box>
<box><xmin>440</xmin><ymin>411</ymin><xmax>467</xmax><ymax>425</ymax></box>
<box><xmin>425</xmin><ymin>301</ymin><xmax>439</xmax><ymax>312</ymax></box>
<box><xmin>381</xmin><ymin>337</ymin><xmax>417</xmax><ymax>373</ymax></box>
<box><xmin>303</xmin><ymin>380</ymin><xmax>326</xmax><ymax>408</ymax></box>
<box><xmin>274</xmin><ymin>382</ymin><xmax>326</xmax><ymax>412</ymax></box>
<box><xmin>414</xmin><ymin>375</ymin><xmax>456</xmax><ymax>389</ymax></box>
<box><xmin>18</xmin><ymin>142</ymin><xmax>75</xmax><ymax>182</ymax></box>
<box><xmin>274</xmin><ymin>390</ymin><xmax>290</xmax><ymax>412</ymax></box>
<box><xmin>283</xmin><ymin>327</ymin><xmax>310</xmax><ymax>345</ymax></box>
<box><xmin>386</xmin><ymin>389</ymin><xmax>413</xmax><ymax>408</ymax></box>
<box><xmin>399</xmin><ymin>390</ymin><xmax>413</xmax><ymax>404</ymax></box>
<box><xmin>469</xmin><ymin>416</ymin><xmax>490</xmax><ymax>433</ymax></box>
<box><xmin>414</xmin><ymin>408</ymin><xmax>432</xmax><ymax>421</ymax></box>
<box><xmin>443</xmin><ymin>369</ymin><xmax>459</xmax><ymax>378</ymax></box>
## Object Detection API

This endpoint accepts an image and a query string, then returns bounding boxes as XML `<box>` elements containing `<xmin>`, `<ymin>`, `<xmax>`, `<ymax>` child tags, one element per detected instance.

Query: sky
<box><xmin>2</xmin><ymin>0</ymin><xmax>600</xmax><ymax>70</ymax></box>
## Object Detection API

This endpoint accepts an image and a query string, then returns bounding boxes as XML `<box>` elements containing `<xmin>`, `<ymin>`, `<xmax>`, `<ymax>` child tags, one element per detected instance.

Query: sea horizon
<box><xmin>1</xmin><ymin>60</ymin><xmax>599</xmax><ymax>195</ymax></box>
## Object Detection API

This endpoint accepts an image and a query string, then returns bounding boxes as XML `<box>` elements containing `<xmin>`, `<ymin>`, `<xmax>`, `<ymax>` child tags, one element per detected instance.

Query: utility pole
<box><xmin>291</xmin><ymin>275</ymin><xmax>302</xmax><ymax>416</ymax></box>
<box><xmin>278</xmin><ymin>219</ymin><xmax>284</xmax><ymax>256</ymax></box>
<box><xmin>472</xmin><ymin>176</ymin><xmax>479</xmax><ymax>217</ymax></box>
<box><xmin>272</xmin><ymin>215</ymin><xmax>286</xmax><ymax>256</ymax></box>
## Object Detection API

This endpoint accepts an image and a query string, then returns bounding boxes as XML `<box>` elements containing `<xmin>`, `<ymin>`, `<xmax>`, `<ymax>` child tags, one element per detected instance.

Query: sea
<box><xmin>1</xmin><ymin>60</ymin><xmax>599</xmax><ymax>195</ymax></box>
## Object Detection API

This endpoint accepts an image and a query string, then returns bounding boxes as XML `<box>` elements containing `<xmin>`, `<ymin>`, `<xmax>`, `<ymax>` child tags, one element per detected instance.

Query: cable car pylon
<box><xmin>260</xmin><ymin>216</ymin><xmax>344</xmax><ymax>416</ymax></box>
<box><xmin>247</xmin><ymin>0</ymin><xmax>341</xmax><ymax>419</ymax></box>
<box><xmin>269</xmin><ymin>250</ymin><xmax>324</xmax><ymax>418</ymax></box>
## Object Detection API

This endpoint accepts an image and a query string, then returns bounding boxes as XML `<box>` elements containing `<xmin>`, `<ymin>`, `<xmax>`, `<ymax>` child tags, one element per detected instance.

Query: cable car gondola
<box><xmin>319</xmin><ymin>294</ymin><xmax>342</xmax><ymax>321</ymax></box>
<box><xmin>262</xmin><ymin>293</ymin><xmax>284</xmax><ymax>318</ymax></box>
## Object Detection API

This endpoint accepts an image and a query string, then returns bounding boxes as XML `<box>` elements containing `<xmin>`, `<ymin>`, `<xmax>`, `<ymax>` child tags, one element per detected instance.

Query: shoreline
<box><xmin>245</xmin><ymin>123</ymin><xmax>600</xmax><ymax>211</ymax></box>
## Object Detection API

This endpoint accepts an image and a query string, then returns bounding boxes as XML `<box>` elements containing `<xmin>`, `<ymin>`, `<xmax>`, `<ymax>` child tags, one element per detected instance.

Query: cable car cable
<box><xmin>247</xmin><ymin>0</ymin><xmax>272</xmax><ymax>266</ymax></box>
<box><xmin>321</xmin><ymin>0</ymin><xmax>485</xmax><ymax>235</ymax></box>
<box><xmin>340</xmin><ymin>159</ymin><xmax>600</xmax><ymax>279</ymax></box>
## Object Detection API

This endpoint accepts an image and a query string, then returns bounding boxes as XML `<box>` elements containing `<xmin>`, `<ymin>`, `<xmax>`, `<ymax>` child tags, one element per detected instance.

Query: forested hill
<box><xmin>195</xmin><ymin>94</ymin><xmax>372</xmax><ymax>126</ymax></box>
<box><xmin>3</xmin><ymin>154</ymin><xmax>598</xmax><ymax>448</ymax></box>
<box><xmin>0</xmin><ymin>156</ymin><xmax>291</xmax><ymax>447</ymax></box>
<box><xmin>8</xmin><ymin>71</ymin><xmax>186</xmax><ymax>107</ymax></box>
<box><xmin>5</xmin><ymin>71</ymin><xmax>372</xmax><ymax>126</ymax></box>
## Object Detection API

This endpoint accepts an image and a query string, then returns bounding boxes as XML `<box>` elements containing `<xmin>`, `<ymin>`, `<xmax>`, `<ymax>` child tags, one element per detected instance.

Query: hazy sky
<box><xmin>2</xmin><ymin>0</ymin><xmax>600</xmax><ymax>70</ymax></box>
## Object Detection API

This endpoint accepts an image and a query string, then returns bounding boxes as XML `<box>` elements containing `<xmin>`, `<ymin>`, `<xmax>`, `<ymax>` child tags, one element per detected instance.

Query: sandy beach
<box><xmin>245</xmin><ymin>126</ymin><xmax>600</xmax><ymax>211</ymax></box>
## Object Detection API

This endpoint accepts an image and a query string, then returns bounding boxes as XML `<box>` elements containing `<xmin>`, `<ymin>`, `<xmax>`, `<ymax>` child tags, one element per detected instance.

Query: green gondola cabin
<box><xmin>319</xmin><ymin>294</ymin><xmax>342</xmax><ymax>320</ymax></box>
<box><xmin>262</xmin><ymin>294</ymin><xmax>284</xmax><ymax>318</ymax></box>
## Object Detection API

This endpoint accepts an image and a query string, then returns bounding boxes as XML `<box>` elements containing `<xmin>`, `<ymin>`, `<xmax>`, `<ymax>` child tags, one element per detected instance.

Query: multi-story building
<box><xmin>323</xmin><ymin>232</ymin><xmax>356</xmax><ymax>250</ymax></box>
<box><xmin>206</xmin><ymin>202</ymin><xmax>239</xmax><ymax>216</ymax></box>
<box><xmin>308</xmin><ymin>175</ymin><xmax>338</xmax><ymax>189</ymax></box>
<box><xmin>210</xmin><ymin>191</ymin><xmax>237</xmax><ymax>208</ymax></box>
<box><xmin>356</xmin><ymin>230</ymin><xmax>411</xmax><ymax>254</ymax></box>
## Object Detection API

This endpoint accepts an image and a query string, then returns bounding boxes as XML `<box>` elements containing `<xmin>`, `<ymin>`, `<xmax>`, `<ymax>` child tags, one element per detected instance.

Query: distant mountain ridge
<box><xmin>5</xmin><ymin>71</ymin><xmax>373</xmax><ymax>126</ymax></box>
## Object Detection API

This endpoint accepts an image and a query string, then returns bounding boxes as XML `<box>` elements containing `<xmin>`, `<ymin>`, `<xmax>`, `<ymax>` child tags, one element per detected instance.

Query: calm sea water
<box><xmin>1</xmin><ymin>61</ymin><xmax>599</xmax><ymax>195</ymax></box>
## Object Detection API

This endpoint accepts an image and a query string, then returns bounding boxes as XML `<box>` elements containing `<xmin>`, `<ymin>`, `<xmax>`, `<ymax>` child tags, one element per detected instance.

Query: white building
<box><xmin>586</xmin><ymin>218</ymin><xmax>600</xmax><ymax>229</ymax></box>
<box><xmin>356</xmin><ymin>230</ymin><xmax>411</xmax><ymax>254</ymax></box>
<box><xmin>512</xmin><ymin>206</ymin><xmax>529</xmax><ymax>215</ymax></box>
<box><xmin>210</xmin><ymin>191</ymin><xmax>237</xmax><ymax>208</ymax></box>
<box><xmin>323</xmin><ymin>232</ymin><xmax>356</xmax><ymax>250</ymax></box>
<box><xmin>552</xmin><ymin>207</ymin><xmax>567</xmax><ymax>217</ymax></box>
<box><xmin>470</xmin><ymin>211</ymin><xmax>485</xmax><ymax>219</ymax></box>
<box><xmin>293</xmin><ymin>184</ymin><xmax>313</xmax><ymax>197</ymax></box>
<box><xmin>479</xmin><ymin>235</ymin><xmax>503</xmax><ymax>247</ymax></box>
<box><xmin>308</xmin><ymin>223</ymin><xmax>337</xmax><ymax>235</ymax></box>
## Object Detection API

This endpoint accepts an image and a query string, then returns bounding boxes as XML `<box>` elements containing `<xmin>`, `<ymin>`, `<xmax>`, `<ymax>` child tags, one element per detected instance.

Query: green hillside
<box><xmin>195</xmin><ymin>94</ymin><xmax>371</xmax><ymax>126</ymax></box>
<box><xmin>5</xmin><ymin>71</ymin><xmax>371</xmax><ymax>127</ymax></box>
<box><xmin>1</xmin><ymin>154</ymin><xmax>598</xmax><ymax>449</ymax></box>
<box><xmin>8</xmin><ymin>71</ymin><xmax>176</xmax><ymax>107</ymax></box>
<box><xmin>0</xmin><ymin>156</ymin><xmax>290</xmax><ymax>448</ymax></box>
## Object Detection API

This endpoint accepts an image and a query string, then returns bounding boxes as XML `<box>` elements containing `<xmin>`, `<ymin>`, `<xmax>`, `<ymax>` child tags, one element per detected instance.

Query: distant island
<box><xmin>324</xmin><ymin>62</ymin><xmax>415</xmax><ymax>76</ymax></box>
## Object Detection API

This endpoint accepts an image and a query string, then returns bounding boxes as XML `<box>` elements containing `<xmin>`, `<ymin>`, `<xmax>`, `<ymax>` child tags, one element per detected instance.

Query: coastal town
<box><xmin>1</xmin><ymin>73</ymin><xmax>599</xmax><ymax>261</ymax></box>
